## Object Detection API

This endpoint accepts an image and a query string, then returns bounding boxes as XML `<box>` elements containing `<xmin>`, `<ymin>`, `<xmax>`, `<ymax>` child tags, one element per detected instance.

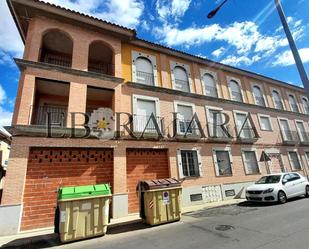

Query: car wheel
<box><xmin>278</xmin><ymin>191</ymin><xmax>287</xmax><ymax>204</ymax></box>
<box><xmin>305</xmin><ymin>186</ymin><xmax>309</xmax><ymax>198</ymax></box>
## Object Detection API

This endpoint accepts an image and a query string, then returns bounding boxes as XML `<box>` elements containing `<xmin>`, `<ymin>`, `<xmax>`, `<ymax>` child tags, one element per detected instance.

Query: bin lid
<box><xmin>58</xmin><ymin>184</ymin><xmax>111</xmax><ymax>200</ymax></box>
<box><xmin>139</xmin><ymin>178</ymin><xmax>181</xmax><ymax>191</ymax></box>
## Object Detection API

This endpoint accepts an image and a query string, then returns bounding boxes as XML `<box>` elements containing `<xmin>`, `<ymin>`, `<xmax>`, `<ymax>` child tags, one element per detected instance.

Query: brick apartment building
<box><xmin>1</xmin><ymin>0</ymin><xmax>309</xmax><ymax>234</ymax></box>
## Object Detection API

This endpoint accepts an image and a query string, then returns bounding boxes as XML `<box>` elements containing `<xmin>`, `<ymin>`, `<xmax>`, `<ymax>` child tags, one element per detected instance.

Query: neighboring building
<box><xmin>0</xmin><ymin>142</ymin><xmax>10</xmax><ymax>171</ymax></box>
<box><xmin>2</xmin><ymin>0</ymin><xmax>309</xmax><ymax>233</ymax></box>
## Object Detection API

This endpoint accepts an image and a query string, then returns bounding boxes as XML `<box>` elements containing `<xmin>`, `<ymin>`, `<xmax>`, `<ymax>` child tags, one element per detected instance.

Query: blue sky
<box><xmin>0</xmin><ymin>0</ymin><xmax>309</xmax><ymax>127</ymax></box>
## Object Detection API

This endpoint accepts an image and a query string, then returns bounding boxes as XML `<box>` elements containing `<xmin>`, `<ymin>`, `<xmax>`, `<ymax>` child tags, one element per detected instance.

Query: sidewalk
<box><xmin>0</xmin><ymin>198</ymin><xmax>245</xmax><ymax>248</ymax></box>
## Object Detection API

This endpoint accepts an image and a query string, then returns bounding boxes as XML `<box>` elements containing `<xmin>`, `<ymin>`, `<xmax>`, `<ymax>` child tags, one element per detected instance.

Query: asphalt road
<box><xmin>5</xmin><ymin>197</ymin><xmax>309</xmax><ymax>249</ymax></box>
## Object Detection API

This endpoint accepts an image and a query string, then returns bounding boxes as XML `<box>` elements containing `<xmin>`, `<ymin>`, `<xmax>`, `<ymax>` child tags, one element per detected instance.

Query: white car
<box><xmin>246</xmin><ymin>173</ymin><xmax>309</xmax><ymax>204</ymax></box>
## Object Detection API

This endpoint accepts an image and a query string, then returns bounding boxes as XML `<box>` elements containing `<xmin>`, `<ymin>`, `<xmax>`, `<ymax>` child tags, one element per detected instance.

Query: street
<box><xmin>4</xmin><ymin>197</ymin><xmax>309</xmax><ymax>249</ymax></box>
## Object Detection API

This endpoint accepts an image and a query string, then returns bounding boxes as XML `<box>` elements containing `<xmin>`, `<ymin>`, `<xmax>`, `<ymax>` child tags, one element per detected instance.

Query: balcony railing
<box><xmin>304</xmin><ymin>107</ymin><xmax>309</xmax><ymax>114</ymax></box>
<box><xmin>136</xmin><ymin>71</ymin><xmax>155</xmax><ymax>86</ymax></box>
<box><xmin>205</xmin><ymin>86</ymin><xmax>218</xmax><ymax>98</ymax></box>
<box><xmin>281</xmin><ymin>130</ymin><xmax>299</xmax><ymax>144</ymax></box>
<box><xmin>298</xmin><ymin>131</ymin><xmax>309</xmax><ymax>144</ymax></box>
<box><xmin>33</xmin><ymin>106</ymin><xmax>67</xmax><ymax>127</ymax></box>
<box><xmin>254</xmin><ymin>96</ymin><xmax>266</xmax><ymax>106</ymax></box>
<box><xmin>133</xmin><ymin>115</ymin><xmax>164</xmax><ymax>134</ymax></box>
<box><xmin>236</xmin><ymin>127</ymin><xmax>258</xmax><ymax>143</ymax></box>
<box><xmin>177</xmin><ymin>119</ymin><xmax>200</xmax><ymax>136</ymax></box>
<box><xmin>207</xmin><ymin>123</ymin><xmax>232</xmax><ymax>141</ymax></box>
<box><xmin>41</xmin><ymin>52</ymin><xmax>72</xmax><ymax>68</ymax></box>
<box><xmin>274</xmin><ymin>100</ymin><xmax>284</xmax><ymax>110</ymax></box>
<box><xmin>231</xmin><ymin>91</ymin><xmax>243</xmax><ymax>102</ymax></box>
<box><xmin>174</xmin><ymin>79</ymin><xmax>190</xmax><ymax>92</ymax></box>
<box><xmin>290</xmin><ymin>103</ymin><xmax>299</xmax><ymax>112</ymax></box>
<box><xmin>88</xmin><ymin>62</ymin><xmax>114</xmax><ymax>76</ymax></box>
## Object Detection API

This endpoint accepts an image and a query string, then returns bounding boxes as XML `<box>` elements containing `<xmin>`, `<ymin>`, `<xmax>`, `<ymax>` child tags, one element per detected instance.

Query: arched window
<box><xmin>88</xmin><ymin>41</ymin><xmax>114</xmax><ymax>75</ymax></box>
<box><xmin>288</xmin><ymin>94</ymin><xmax>299</xmax><ymax>112</ymax></box>
<box><xmin>252</xmin><ymin>86</ymin><xmax>265</xmax><ymax>106</ymax></box>
<box><xmin>272</xmin><ymin>90</ymin><xmax>284</xmax><ymax>110</ymax></box>
<box><xmin>229</xmin><ymin>80</ymin><xmax>243</xmax><ymax>102</ymax></box>
<box><xmin>135</xmin><ymin>57</ymin><xmax>154</xmax><ymax>86</ymax></box>
<box><xmin>302</xmin><ymin>97</ymin><xmax>309</xmax><ymax>114</ymax></box>
<box><xmin>202</xmin><ymin>73</ymin><xmax>218</xmax><ymax>97</ymax></box>
<box><xmin>40</xmin><ymin>29</ymin><xmax>73</xmax><ymax>67</ymax></box>
<box><xmin>174</xmin><ymin>66</ymin><xmax>190</xmax><ymax>92</ymax></box>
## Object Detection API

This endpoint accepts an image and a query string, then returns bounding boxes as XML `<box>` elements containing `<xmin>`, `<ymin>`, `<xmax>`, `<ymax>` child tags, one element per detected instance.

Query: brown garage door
<box><xmin>21</xmin><ymin>148</ymin><xmax>113</xmax><ymax>231</ymax></box>
<box><xmin>126</xmin><ymin>149</ymin><xmax>169</xmax><ymax>213</ymax></box>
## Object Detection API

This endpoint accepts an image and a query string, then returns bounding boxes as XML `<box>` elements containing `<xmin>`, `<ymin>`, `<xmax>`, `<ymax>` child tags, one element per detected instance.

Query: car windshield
<box><xmin>256</xmin><ymin>175</ymin><xmax>281</xmax><ymax>184</ymax></box>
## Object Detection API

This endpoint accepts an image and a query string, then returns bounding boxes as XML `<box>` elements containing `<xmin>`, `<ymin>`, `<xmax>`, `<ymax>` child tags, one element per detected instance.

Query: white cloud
<box><xmin>221</xmin><ymin>54</ymin><xmax>261</xmax><ymax>67</ymax></box>
<box><xmin>156</xmin><ymin>0</ymin><xmax>191</xmax><ymax>22</ymax></box>
<box><xmin>272</xmin><ymin>48</ymin><xmax>309</xmax><ymax>66</ymax></box>
<box><xmin>0</xmin><ymin>107</ymin><xmax>13</xmax><ymax>127</ymax></box>
<box><xmin>0</xmin><ymin>85</ymin><xmax>6</xmax><ymax>104</ymax></box>
<box><xmin>211</xmin><ymin>47</ymin><xmax>226</xmax><ymax>58</ymax></box>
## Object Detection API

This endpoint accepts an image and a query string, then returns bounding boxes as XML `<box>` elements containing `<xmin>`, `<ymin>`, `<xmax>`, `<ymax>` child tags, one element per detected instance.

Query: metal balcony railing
<box><xmin>207</xmin><ymin>123</ymin><xmax>232</xmax><ymax>140</ymax></box>
<box><xmin>205</xmin><ymin>86</ymin><xmax>218</xmax><ymax>98</ymax></box>
<box><xmin>274</xmin><ymin>100</ymin><xmax>284</xmax><ymax>110</ymax></box>
<box><xmin>133</xmin><ymin>115</ymin><xmax>164</xmax><ymax>134</ymax></box>
<box><xmin>174</xmin><ymin>79</ymin><xmax>190</xmax><ymax>92</ymax></box>
<box><xmin>136</xmin><ymin>71</ymin><xmax>155</xmax><ymax>86</ymax></box>
<box><xmin>254</xmin><ymin>96</ymin><xmax>266</xmax><ymax>106</ymax></box>
<box><xmin>177</xmin><ymin>119</ymin><xmax>199</xmax><ymax>135</ymax></box>
<box><xmin>237</xmin><ymin>127</ymin><xmax>258</xmax><ymax>142</ymax></box>
<box><xmin>41</xmin><ymin>53</ymin><xmax>72</xmax><ymax>68</ymax></box>
<box><xmin>304</xmin><ymin>107</ymin><xmax>309</xmax><ymax>114</ymax></box>
<box><xmin>231</xmin><ymin>91</ymin><xmax>243</xmax><ymax>102</ymax></box>
<box><xmin>298</xmin><ymin>131</ymin><xmax>309</xmax><ymax>144</ymax></box>
<box><xmin>88</xmin><ymin>62</ymin><xmax>114</xmax><ymax>76</ymax></box>
<box><xmin>290</xmin><ymin>103</ymin><xmax>299</xmax><ymax>112</ymax></box>
<box><xmin>33</xmin><ymin>106</ymin><xmax>67</xmax><ymax>127</ymax></box>
<box><xmin>281</xmin><ymin>130</ymin><xmax>299</xmax><ymax>144</ymax></box>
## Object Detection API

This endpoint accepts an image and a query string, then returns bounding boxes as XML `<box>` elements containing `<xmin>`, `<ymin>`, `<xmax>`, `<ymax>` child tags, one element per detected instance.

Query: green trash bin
<box><xmin>57</xmin><ymin>184</ymin><xmax>111</xmax><ymax>243</ymax></box>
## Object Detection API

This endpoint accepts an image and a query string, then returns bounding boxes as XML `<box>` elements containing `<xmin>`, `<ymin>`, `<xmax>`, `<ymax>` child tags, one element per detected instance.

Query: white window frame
<box><xmin>241</xmin><ymin>148</ymin><xmax>261</xmax><ymax>175</ymax></box>
<box><xmin>132</xmin><ymin>94</ymin><xmax>160</xmax><ymax>132</ymax></box>
<box><xmin>251</xmin><ymin>83</ymin><xmax>267</xmax><ymax>107</ymax></box>
<box><xmin>200</xmin><ymin>69</ymin><xmax>219</xmax><ymax>98</ymax></box>
<box><xmin>227</xmin><ymin>76</ymin><xmax>244</xmax><ymax>102</ymax></box>
<box><xmin>301</xmin><ymin>96</ymin><xmax>309</xmax><ymax>114</ymax></box>
<box><xmin>170</xmin><ymin>61</ymin><xmax>193</xmax><ymax>93</ymax></box>
<box><xmin>287</xmin><ymin>92</ymin><xmax>300</xmax><ymax>112</ymax></box>
<box><xmin>295</xmin><ymin>119</ymin><xmax>307</xmax><ymax>142</ymax></box>
<box><xmin>205</xmin><ymin>105</ymin><xmax>227</xmax><ymax>137</ymax></box>
<box><xmin>174</xmin><ymin>101</ymin><xmax>196</xmax><ymax>135</ymax></box>
<box><xmin>287</xmin><ymin>148</ymin><xmax>303</xmax><ymax>171</ymax></box>
<box><xmin>303</xmin><ymin>149</ymin><xmax>309</xmax><ymax>169</ymax></box>
<box><xmin>132</xmin><ymin>50</ymin><xmax>158</xmax><ymax>86</ymax></box>
<box><xmin>212</xmin><ymin>147</ymin><xmax>233</xmax><ymax>177</ymax></box>
<box><xmin>233</xmin><ymin>110</ymin><xmax>253</xmax><ymax>138</ymax></box>
<box><xmin>176</xmin><ymin>148</ymin><xmax>203</xmax><ymax>179</ymax></box>
<box><xmin>271</xmin><ymin>88</ymin><xmax>285</xmax><ymax>110</ymax></box>
<box><xmin>277</xmin><ymin>117</ymin><xmax>291</xmax><ymax>141</ymax></box>
<box><xmin>257</xmin><ymin>114</ymin><xmax>273</xmax><ymax>131</ymax></box>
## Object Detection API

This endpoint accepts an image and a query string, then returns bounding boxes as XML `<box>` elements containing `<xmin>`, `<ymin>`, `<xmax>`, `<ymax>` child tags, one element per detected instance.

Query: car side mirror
<box><xmin>282</xmin><ymin>179</ymin><xmax>288</xmax><ymax>184</ymax></box>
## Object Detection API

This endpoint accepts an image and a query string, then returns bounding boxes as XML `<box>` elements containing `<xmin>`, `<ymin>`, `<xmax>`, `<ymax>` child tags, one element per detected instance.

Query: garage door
<box><xmin>126</xmin><ymin>149</ymin><xmax>169</xmax><ymax>213</ymax></box>
<box><xmin>21</xmin><ymin>148</ymin><xmax>113</xmax><ymax>231</ymax></box>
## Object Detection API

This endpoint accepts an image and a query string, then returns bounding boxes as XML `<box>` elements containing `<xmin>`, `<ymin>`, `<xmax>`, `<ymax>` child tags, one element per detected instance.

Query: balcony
<box><xmin>304</xmin><ymin>107</ymin><xmax>309</xmax><ymax>114</ymax></box>
<box><xmin>33</xmin><ymin>105</ymin><xmax>67</xmax><ymax>127</ymax></box>
<box><xmin>231</xmin><ymin>91</ymin><xmax>243</xmax><ymax>102</ymax></box>
<box><xmin>40</xmin><ymin>51</ymin><xmax>72</xmax><ymax>68</ymax></box>
<box><xmin>290</xmin><ymin>103</ymin><xmax>299</xmax><ymax>112</ymax></box>
<box><xmin>133</xmin><ymin>115</ymin><xmax>164</xmax><ymax>137</ymax></box>
<box><xmin>236</xmin><ymin>127</ymin><xmax>258</xmax><ymax>143</ymax></box>
<box><xmin>274</xmin><ymin>100</ymin><xmax>284</xmax><ymax>110</ymax></box>
<box><xmin>205</xmin><ymin>86</ymin><xmax>218</xmax><ymax>98</ymax></box>
<box><xmin>136</xmin><ymin>71</ymin><xmax>155</xmax><ymax>86</ymax></box>
<box><xmin>174</xmin><ymin>79</ymin><xmax>190</xmax><ymax>92</ymax></box>
<box><xmin>175</xmin><ymin>119</ymin><xmax>201</xmax><ymax>139</ymax></box>
<box><xmin>207</xmin><ymin>124</ymin><xmax>233</xmax><ymax>142</ymax></box>
<box><xmin>281</xmin><ymin>130</ymin><xmax>299</xmax><ymax>145</ymax></box>
<box><xmin>88</xmin><ymin>61</ymin><xmax>114</xmax><ymax>75</ymax></box>
<box><xmin>254</xmin><ymin>96</ymin><xmax>266</xmax><ymax>107</ymax></box>
<box><xmin>298</xmin><ymin>131</ymin><xmax>309</xmax><ymax>145</ymax></box>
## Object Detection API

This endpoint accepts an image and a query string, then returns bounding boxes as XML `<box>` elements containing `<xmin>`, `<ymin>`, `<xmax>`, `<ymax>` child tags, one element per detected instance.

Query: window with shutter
<box><xmin>177</xmin><ymin>104</ymin><xmax>195</xmax><ymax>134</ymax></box>
<box><xmin>243</xmin><ymin>150</ymin><xmax>260</xmax><ymax>174</ymax></box>
<box><xmin>135</xmin><ymin>57</ymin><xmax>154</xmax><ymax>86</ymax></box>
<box><xmin>214</xmin><ymin>149</ymin><xmax>232</xmax><ymax>176</ymax></box>
<box><xmin>288</xmin><ymin>151</ymin><xmax>302</xmax><ymax>170</ymax></box>
<box><xmin>177</xmin><ymin>150</ymin><xmax>201</xmax><ymax>178</ymax></box>
<box><xmin>174</xmin><ymin>66</ymin><xmax>190</xmax><ymax>92</ymax></box>
<box><xmin>229</xmin><ymin>80</ymin><xmax>243</xmax><ymax>102</ymax></box>
<box><xmin>202</xmin><ymin>73</ymin><xmax>217</xmax><ymax>97</ymax></box>
<box><xmin>259</xmin><ymin>115</ymin><xmax>272</xmax><ymax>131</ymax></box>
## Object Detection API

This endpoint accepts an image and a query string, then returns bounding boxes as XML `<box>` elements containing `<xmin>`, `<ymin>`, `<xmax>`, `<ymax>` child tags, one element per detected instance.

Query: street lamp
<box><xmin>207</xmin><ymin>0</ymin><xmax>309</xmax><ymax>96</ymax></box>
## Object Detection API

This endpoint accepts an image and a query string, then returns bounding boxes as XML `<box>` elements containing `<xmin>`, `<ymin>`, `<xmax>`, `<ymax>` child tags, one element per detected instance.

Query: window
<box><xmin>258</xmin><ymin>115</ymin><xmax>272</xmax><ymax>131</ymax></box>
<box><xmin>175</xmin><ymin>103</ymin><xmax>196</xmax><ymax>134</ymax></box>
<box><xmin>242</xmin><ymin>150</ymin><xmax>260</xmax><ymax>174</ymax></box>
<box><xmin>234</xmin><ymin>112</ymin><xmax>254</xmax><ymax>139</ymax></box>
<box><xmin>288</xmin><ymin>94</ymin><xmax>299</xmax><ymax>112</ymax></box>
<box><xmin>305</xmin><ymin>151</ymin><xmax>309</xmax><ymax>167</ymax></box>
<box><xmin>177</xmin><ymin>150</ymin><xmax>202</xmax><ymax>178</ymax></box>
<box><xmin>252</xmin><ymin>86</ymin><xmax>265</xmax><ymax>106</ymax></box>
<box><xmin>213</xmin><ymin>148</ymin><xmax>233</xmax><ymax>176</ymax></box>
<box><xmin>272</xmin><ymin>90</ymin><xmax>284</xmax><ymax>110</ymax></box>
<box><xmin>133</xmin><ymin>95</ymin><xmax>160</xmax><ymax>133</ymax></box>
<box><xmin>279</xmin><ymin>119</ymin><xmax>293</xmax><ymax>141</ymax></box>
<box><xmin>206</xmin><ymin>107</ymin><xmax>229</xmax><ymax>138</ymax></box>
<box><xmin>135</xmin><ymin>57</ymin><xmax>154</xmax><ymax>86</ymax></box>
<box><xmin>302</xmin><ymin>97</ymin><xmax>309</xmax><ymax>114</ymax></box>
<box><xmin>229</xmin><ymin>80</ymin><xmax>243</xmax><ymax>102</ymax></box>
<box><xmin>173</xmin><ymin>66</ymin><xmax>190</xmax><ymax>92</ymax></box>
<box><xmin>296</xmin><ymin>121</ymin><xmax>308</xmax><ymax>142</ymax></box>
<box><xmin>288</xmin><ymin>151</ymin><xmax>302</xmax><ymax>171</ymax></box>
<box><xmin>202</xmin><ymin>73</ymin><xmax>218</xmax><ymax>97</ymax></box>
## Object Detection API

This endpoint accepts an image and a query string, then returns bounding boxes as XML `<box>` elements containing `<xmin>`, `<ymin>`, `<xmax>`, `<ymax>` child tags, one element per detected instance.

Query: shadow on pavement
<box><xmin>239</xmin><ymin>196</ymin><xmax>305</xmax><ymax>207</ymax></box>
<box><xmin>107</xmin><ymin>221</ymin><xmax>150</xmax><ymax>235</ymax></box>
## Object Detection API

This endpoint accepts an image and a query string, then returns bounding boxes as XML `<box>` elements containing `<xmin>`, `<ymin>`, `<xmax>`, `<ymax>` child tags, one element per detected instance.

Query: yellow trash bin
<box><xmin>57</xmin><ymin>184</ymin><xmax>111</xmax><ymax>243</ymax></box>
<box><xmin>138</xmin><ymin>178</ymin><xmax>182</xmax><ymax>226</ymax></box>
